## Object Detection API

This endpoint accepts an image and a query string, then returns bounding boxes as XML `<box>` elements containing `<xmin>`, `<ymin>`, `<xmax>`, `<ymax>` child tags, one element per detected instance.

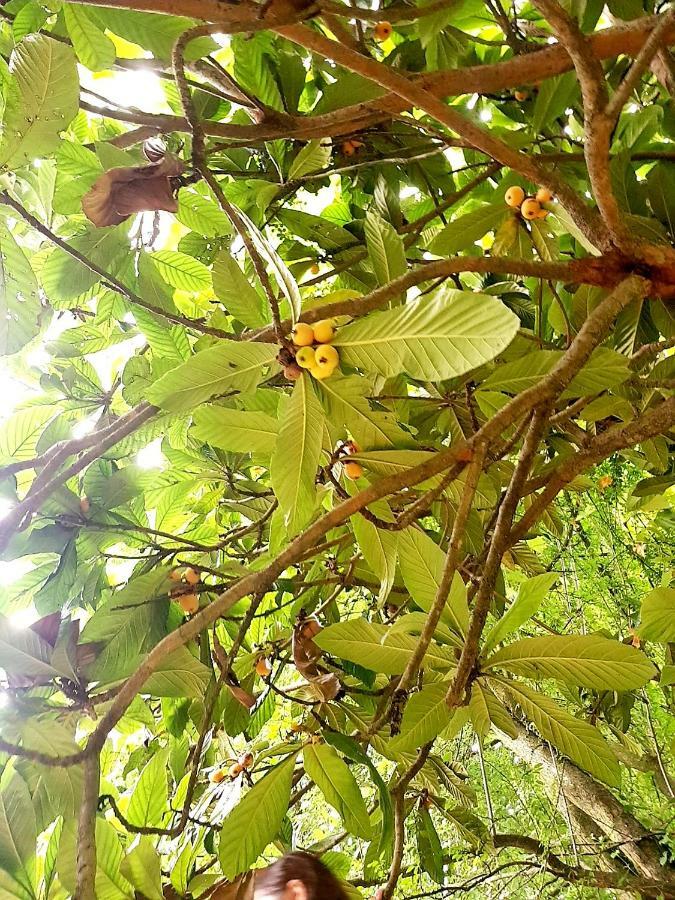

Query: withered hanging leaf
<box><xmin>226</xmin><ymin>681</ymin><xmax>257</xmax><ymax>710</ymax></box>
<box><xmin>82</xmin><ymin>155</ymin><xmax>185</xmax><ymax>227</ymax></box>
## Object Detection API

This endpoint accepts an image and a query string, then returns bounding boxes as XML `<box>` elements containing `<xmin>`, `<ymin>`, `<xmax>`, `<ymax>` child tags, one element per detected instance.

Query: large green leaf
<box><xmin>416</xmin><ymin>806</ymin><xmax>444</xmax><ymax>884</ymax></box>
<box><xmin>352</xmin><ymin>512</ymin><xmax>398</xmax><ymax>605</ymax></box>
<box><xmin>638</xmin><ymin>587</ymin><xmax>675</xmax><ymax>642</ymax></box>
<box><xmin>288</xmin><ymin>140</ymin><xmax>331</xmax><ymax>180</ymax></box>
<box><xmin>495</xmin><ymin>678</ymin><xmax>620</xmax><ymax>786</ymax></box>
<box><xmin>334</xmin><ymin>288</ymin><xmax>518</xmax><ymax>380</ymax></box>
<box><xmin>127</xmin><ymin>751</ymin><xmax>169</xmax><ymax>828</ymax></box>
<box><xmin>0</xmin><ymin>614</ymin><xmax>59</xmax><ymax>679</ymax></box>
<box><xmin>64</xmin><ymin>5</ymin><xmax>116</xmax><ymax>72</ymax></box>
<box><xmin>150</xmin><ymin>250</ymin><xmax>211</xmax><ymax>292</ymax></box>
<box><xmin>176</xmin><ymin>188</ymin><xmax>231</xmax><ymax>239</ymax></box>
<box><xmin>39</xmin><ymin>225</ymin><xmax>127</xmax><ymax>304</ymax></box>
<box><xmin>270</xmin><ymin>375</ymin><xmax>324</xmax><ymax>536</ymax></box>
<box><xmin>0</xmin><ymin>219</ymin><xmax>41</xmax><ymax>355</ymax></box>
<box><xmin>315</xmin><ymin>619</ymin><xmax>456</xmax><ymax>675</ymax></box>
<box><xmin>219</xmin><ymin>754</ymin><xmax>296</xmax><ymax>880</ymax></box>
<box><xmin>0</xmin><ymin>408</ymin><xmax>54</xmax><ymax>464</ymax></box>
<box><xmin>365</xmin><ymin>210</ymin><xmax>407</xmax><ymax>288</ymax></box>
<box><xmin>0</xmin><ymin>773</ymin><xmax>36</xmax><ymax>896</ymax></box>
<box><xmin>120</xmin><ymin>837</ymin><xmax>163</xmax><ymax>900</ymax></box>
<box><xmin>146</xmin><ymin>342</ymin><xmax>278</xmax><ymax>412</ymax></box>
<box><xmin>143</xmin><ymin>648</ymin><xmax>211</xmax><ymax>698</ymax></box>
<box><xmin>212</xmin><ymin>251</ymin><xmax>269</xmax><ymax>329</ymax></box>
<box><xmin>484</xmin><ymin>634</ymin><xmax>656</xmax><ymax>691</ymax></box>
<box><xmin>483</xmin><ymin>573</ymin><xmax>559</xmax><ymax>654</ymax></box>
<box><xmin>427</xmin><ymin>202</ymin><xmax>507</xmax><ymax>255</ymax></box>
<box><xmin>387</xmin><ymin>682</ymin><xmax>455</xmax><ymax>754</ymax></box>
<box><xmin>192</xmin><ymin>406</ymin><xmax>279</xmax><ymax>457</ymax></box>
<box><xmin>0</xmin><ymin>35</ymin><xmax>78</xmax><ymax>168</ymax></box>
<box><xmin>303</xmin><ymin>743</ymin><xmax>372</xmax><ymax>839</ymax></box>
<box><xmin>398</xmin><ymin>528</ymin><xmax>469</xmax><ymax>637</ymax></box>
<box><xmin>316</xmin><ymin>374</ymin><xmax>411</xmax><ymax>450</ymax></box>
<box><xmin>58</xmin><ymin>818</ymin><xmax>133</xmax><ymax>900</ymax></box>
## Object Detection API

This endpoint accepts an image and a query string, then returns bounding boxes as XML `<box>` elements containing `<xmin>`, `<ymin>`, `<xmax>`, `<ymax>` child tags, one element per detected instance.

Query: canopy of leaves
<box><xmin>0</xmin><ymin>0</ymin><xmax>673</xmax><ymax>897</ymax></box>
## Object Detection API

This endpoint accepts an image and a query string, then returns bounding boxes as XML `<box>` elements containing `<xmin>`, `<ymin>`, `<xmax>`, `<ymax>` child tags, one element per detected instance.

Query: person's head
<box><xmin>254</xmin><ymin>851</ymin><xmax>349</xmax><ymax>900</ymax></box>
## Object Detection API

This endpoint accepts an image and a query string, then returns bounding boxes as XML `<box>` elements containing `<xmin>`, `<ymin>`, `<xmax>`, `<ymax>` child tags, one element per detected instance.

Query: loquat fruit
<box><xmin>315</xmin><ymin>344</ymin><xmax>339</xmax><ymax>368</ymax></box>
<box><xmin>310</xmin><ymin>363</ymin><xmax>336</xmax><ymax>380</ymax></box>
<box><xmin>344</xmin><ymin>461</ymin><xmax>364</xmax><ymax>480</ymax></box>
<box><xmin>255</xmin><ymin>656</ymin><xmax>272</xmax><ymax>678</ymax></box>
<box><xmin>295</xmin><ymin>347</ymin><xmax>317</xmax><ymax>369</ymax></box>
<box><xmin>238</xmin><ymin>752</ymin><xmax>254</xmax><ymax>769</ymax></box>
<box><xmin>535</xmin><ymin>208</ymin><xmax>549</xmax><ymax>219</ymax></box>
<box><xmin>514</xmin><ymin>89</ymin><xmax>529</xmax><ymax>101</ymax></box>
<box><xmin>313</xmin><ymin>319</ymin><xmax>336</xmax><ymax>343</ymax></box>
<box><xmin>169</xmin><ymin>568</ymin><xmax>183</xmax><ymax>582</ymax></box>
<box><xmin>179</xmin><ymin>593</ymin><xmax>199</xmax><ymax>615</ymax></box>
<box><xmin>536</xmin><ymin>187</ymin><xmax>554</xmax><ymax>203</ymax></box>
<box><xmin>284</xmin><ymin>363</ymin><xmax>303</xmax><ymax>381</ymax></box>
<box><xmin>520</xmin><ymin>198</ymin><xmax>541</xmax><ymax>220</ymax></box>
<box><xmin>310</xmin><ymin>263</ymin><xmax>320</xmax><ymax>275</ymax></box>
<box><xmin>597</xmin><ymin>475</ymin><xmax>613</xmax><ymax>490</ymax></box>
<box><xmin>184</xmin><ymin>567</ymin><xmax>200</xmax><ymax>585</ymax></box>
<box><xmin>374</xmin><ymin>21</ymin><xmax>393</xmax><ymax>40</ymax></box>
<box><xmin>210</xmin><ymin>768</ymin><xmax>227</xmax><ymax>784</ymax></box>
<box><xmin>228</xmin><ymin>762</ymin><xmax>244</xmax><ymax>779</ymax></box>
<box><xmin>342</xmin><ymin>141</ymin><xmax>356</xmax><ymax>157</ymax></box>
<box><xmin>291</xmin><ymin>322</ymin><xmax>315</xmax><ymax>346</ymax></box>
<box><xmin>505</xmin><ymin>186</ymin><xmax>525</xmax><ymax>208</ymax></box>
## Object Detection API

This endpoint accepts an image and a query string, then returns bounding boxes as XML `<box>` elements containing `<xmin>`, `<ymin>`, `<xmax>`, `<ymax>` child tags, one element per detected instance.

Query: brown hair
<box><xmin>254</xmin><ymin>852</ymin><xmax>349</xmax><ymax>900</ymax></box>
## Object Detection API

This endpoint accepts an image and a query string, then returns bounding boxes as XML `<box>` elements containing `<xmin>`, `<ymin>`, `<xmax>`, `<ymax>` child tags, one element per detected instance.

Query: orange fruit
<box><xmin>228</xmin><ymin>762</ymin><xmax>244</xmax><ymax>779</ymax></box>
<box><xmin>291</xmin><ymin>323</ymin><xmax>314</xmax><ymax>346</ymax></box>
<box><xmin>310</xmin><ymin>263</ymin><xmax>320</xmax><ymax>274</ymax></box>
<box><xmin>536</xmin><ymin>187</ymin><xmax>554</xmax><ymax>203</ymax></box>
<box><xmin>313</xmin><ymin>319</ymin><xmax>336</xmax><ymax>343</ymax></box>
<box><xmin>514</xmin><ymin>89</ymin><xmax>529</xmax><ymax>101</ymax></box>
<box><xmin>344</xmin><ymin>461</ymin><xmax>364</xmax><ymax>480</ymax></box>
<box><xmin>342</xmin><ymin>140</ymin><xmax>356</xmax><ymax>156</ymax></box>
<box><xmin>255</xmin><ymin>657</ymin><xmax>272</xmax><ymax>677</ymax></box>
<box><xmin>179</xmin><ymin>593</ymin><xmax>199</xmax><ymax>615</ymax></box>
<box><xmin>374</xmin><ymin>21</ymin><xmax>392</xmax><ymax>40</ymax></box>
<box><xmin>597</xmin><ymin>475</ymin><xmax>613</xmax><ymax>490</ymax></box>
<box><xmin>210</xmin><ymin>768</ymin><xmax>227</xmax><ymax>784</ymax></box>
<box><xmin>184</xmin><ymin>567</ymin><xmax>200</xmax><ymax>585</ymax></box>
<box><xmin>505</xmin><ymin>186</ymin><xmax>525</xmax><ymax>208</ymax></box>
<box><xmin>520</xmin><ymin>198</ymin><xmax>541</xmax><ymax>220</ymax></box>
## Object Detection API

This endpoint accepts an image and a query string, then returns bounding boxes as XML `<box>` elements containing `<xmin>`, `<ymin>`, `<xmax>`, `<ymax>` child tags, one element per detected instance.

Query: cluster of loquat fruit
<box><xmin>209</xmin><ymin>751</ymin><xmax>254</xmax><ymax>784</ymax></box>
<box><xmin>290</xmin><ymin>319</ymin><xmax>340</xmax><ymax>380</ymax></box>
<box><xmin>342</xmin><ymin>137</ymin><xmax>365</xmax><ymax>157</ymax></box>
<box><xmin>169</xmin><ymin>566</ymin><xmax>201</xmax><ymax>615</ymax></box>
<box><xmin>505</xmin><ymin>185</ymin><xmax>554</xmax><ymax>220</ymax></box>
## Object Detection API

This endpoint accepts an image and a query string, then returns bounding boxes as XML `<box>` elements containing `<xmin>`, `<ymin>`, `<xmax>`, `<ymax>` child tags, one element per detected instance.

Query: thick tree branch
<box><xmin>75</xmin><ymin>753</ymin><xmax>100</xmax><ymax>900</ymax></box>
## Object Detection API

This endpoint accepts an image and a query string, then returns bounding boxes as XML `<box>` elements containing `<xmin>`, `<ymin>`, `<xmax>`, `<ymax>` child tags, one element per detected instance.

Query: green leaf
<box><xmin>12</xmin><ymin>2</ymin><xmax>48</xmax><ymax>42</ymax></box>
<box><xmin>315</xmin><ymin>374</ymin><xmax>411</xmax><ymax>450</ymax></box>
<box><xmin>484</xmin><ymin>634</ymin><xmax>656</xmax><ymax>691</ymax></box>
<box><xmin>150</xmin><ymin>250</ymin><xmax>211</xmax><ymax>292</ymax></box>
<box><xmin>120</xmin><ymin>837</ymin><xmax>163</xmax><ymax>900</ymax></box>
<box><xmin>483</xmin><ymin>573</ymin><xmax>559</xmax><ymax>654</ymax></box>
<box><xmin>176</xmin><ymin>188</ymin><xmax>231</xmax><ymax>238</ymax></box>
<box><xmin>480</xmin><ymin>348</ymin><xmax>630</xmax><ymax>397</ymax></box>
<box><xmin>127</xmin><ymin>750</ymin><xmax>169</xmax><ymax>828</ymax></box>
<box><xmin>0</xmin><ymin>408</ymin><xmax>54</xmax><ymax>464</ymax></box>
<box><xmin>495</xmin><ymin>678</ymin><xmax>620</xmax><ymax>786</ymax></box>
<box><xmin>39</xmin><ymin>225</ymin><xmax>127</xmax><ymax>303</ymax></box>
<box><xmin>192</xmin><ymin>405</ymin><xmax>279</xmax><ymax>457</ymax></box>
<box><xmin>212</xmin><ymin>251</ymin><xmax>270</xmax><ymax>329</ymax></box>
<box><xmin>0</xmin><ymin>773</ymin><xmax>36</xmax><ymax>895</ymax></box>
<box><xmin>427</xmin><ymin>203</ymin><xmax>507</xmax><ymax>255</ymax></box>
<box><xmin>143</xmin><ymin>648</ymin><xmax>211</xmax><ymax>698</ymax></box>
<box><xmin>316</xmin><ymin>619</ymin><xmax>456</xmax><ymax>676</ymax></box>
<box><xmin>334</xmin><ymin>288</ymin><xmax>519</xmax><ymax>380</ymax></box>
<box><xmin>219</xmin><ymin>755</ymin><xmax>296</xmax><ymax>881</ymax></box>
<box><xmin>365</xmin><ymin>210</ymin><xmax>407</xmax><ymax>288</ymax></box>
<box><xmin>146</xmin><ymin>342</ymin><xmax>278</xmax><ymax>412</ymax></box>
<box><xmin>352</xmin><ymin>513</ymin><xmax>398</xmax><ymax>605</ymax></box>
<box><xmin>64</xmin><ymin>5</ymin><xmax>116</xmax><ymax>72</ymax></box>
<box><xmin>398</xmin><ymin>528</ymin><xmax>469</xmax><ymax>636</ymax></box>
<box><xmin>0</xmin><ymin>614</ymin><xmax>59</xmax><ymax>679</ymax></box>
<box><xmin>387</xmin><ymin>682</ymin><xmax>455</xmax><ymax>754</ymax></box>
<box><xmin>438</xmin><ymin>804</ymin><xmax>487</xmax><ymax>849</ymax></box>
<box><xmin>531</xmin><ymin>72</ymin><xmax>577</xmax><ymax>133</ymax></box>
<box><xmin>288</xmin><ymin>140</ymin><xmax>331</xmax><ymax>180</ymax></box>
<box><xmin>0</xmin><ymin>35</ymin><xmax>78</xmax><ymax>168</ymax></box>
<box><xmin>638</xmin><ymin>587</ymin><xmax>675</xmax><ymax>642</ymax></box>
<box><xmin>416</xmin><ymin>806</ymin><xmax>444</xmax><ymax>884</ymax></box>
<box><xmin>270</xmin><ymin>375</ymin><xmax>324</xmax><ymax>536</ymax></box>
<box><xmin>0</xmin><ymin>219</ymin><xmax>41</xmax><ymax>355</ymax></box>
<box><xmin>303</xmin><ymin>743</ymin><xmax>372</xmax><ymax>839</ymax></box>
<box><xmin>471</xmin><ymin>679</ymin><xmax>518</xmax><ymax>739</ymax></box>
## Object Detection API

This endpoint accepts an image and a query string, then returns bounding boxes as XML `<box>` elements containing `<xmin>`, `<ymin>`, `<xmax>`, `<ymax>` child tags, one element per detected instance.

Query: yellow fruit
<box><xmin>313</xmin><ymin>319</ymin><xmax>336</xmax><ymax>343</ymax></box>
<box><xmin>344</xmin><ymin>461</ymin><xmax>364</xmax><ymax>480</ymax></box>
<box><xmin>514</xmin><ymin>89</ymin><xmax>529</xmax><ymax>101</ymax></box>
<box><xmin>295</xmin><ymin>347</ymin><xmax>317</xmax><ymax>369</ymax></box>
<box><xmin>536</xmin><ymin>187</ymin><xmax>554</xmax><ymax>203</ymax></box>
<box><xmin>291</xmin><ymin>323</ymin><xmax>315</xmax><ymax>346</ymax></box>
<box><xmin>210</xmin><ymin>768</ymin><xmax>227</xmax><ymax>784</ymax></box>
<box><xmin>184</xmin><ymin>567</ymin><xmax>200</xmax><ymax>585</ymax></box>
<box><xmin>239</xmin><ymin>752</ymin><xmax>254</xmax><ymax>769</ymax></box>
<box><xmin>179</xmin><ymin>593</ymin><xmax>199</xmax><ymax>615</ymax></box>
<box><xmin>228</xmin><ymin>763</ymin><xmax>244</xmax><ymax>779</ymax></box>
<box><xmin>374</xmin><ymin>21</ymin><xmax>393</xmax><ymax>40</ymax></box>
<box><xmin>315</xmin><ymin>344</ymin><xmax>339</xmax><ymax>368</ymax></box>
<box><xmin>342</xmin><ymin>140</ymin><xmax>356</xmax><ymax>157</ymax></box>
<box><xmin>310</xmin><ymin>363</ymin><xmax>336</xmax><ymax>380</ymax></box>
<box><xmin>310</xmin><ymin>263</ymin><xmax>320</xmax><ymax>275</ymax></box>
<box><xmin>535</xmin><ymin>208</ymin><xmax>549</xmax><ymax>219</ymax></box>
<box><xmin>520</xmin><ymin>198</ymin><xmax>541</xmax><ymax>220</ymax></box>
<box><xmin>505</xmin><ymin>186</ymin><xmax>525</xmax><ymax>208</ymax></box>
<box><xmin>169</xmin><ymin>569</ymin><xmax>183</xmax><ymax>582</ymax></box>
<box><xmin>255</xmin><ymin>657</ymin><xmax>272</xmax><ymax>677</ymax></box>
